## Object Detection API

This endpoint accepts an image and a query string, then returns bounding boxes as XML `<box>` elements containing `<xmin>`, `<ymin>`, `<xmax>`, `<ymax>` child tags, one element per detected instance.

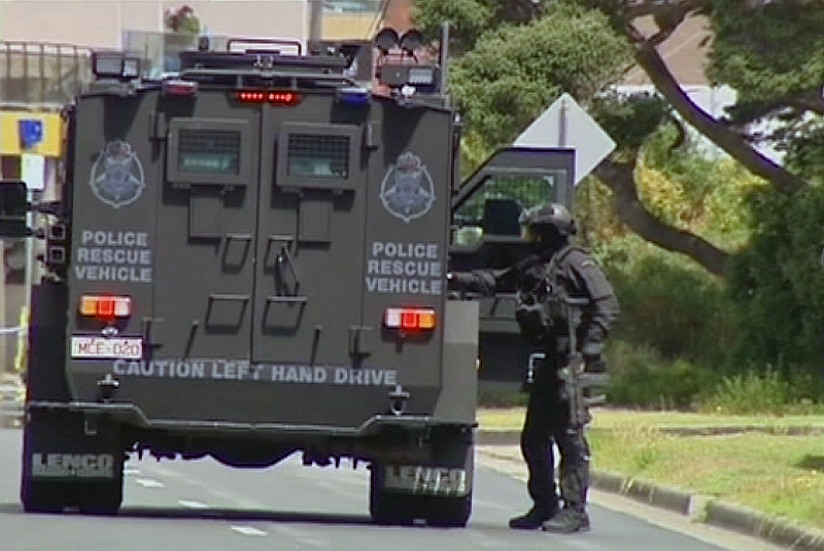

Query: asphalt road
<box><xmin>0</xmin><ymin>427</ymin><xmax>784</xmax><ymax>551</ymax></box>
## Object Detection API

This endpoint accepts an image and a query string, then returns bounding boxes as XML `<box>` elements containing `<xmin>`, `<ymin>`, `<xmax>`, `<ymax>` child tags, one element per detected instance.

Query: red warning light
<box><xmin>236</xmin><ymin>90</ymin><xmax>302</xmax><ymax>106</ymax></box>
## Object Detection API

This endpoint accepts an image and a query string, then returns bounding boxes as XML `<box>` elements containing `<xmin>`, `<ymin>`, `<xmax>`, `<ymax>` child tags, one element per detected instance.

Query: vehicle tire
<box><xmin>369</xmin><ymin>464</ymin><xmax>416</xmax><ymax>526</ymax></box>
<box><xmin>20</xmin><ymin>411</ymin><xmax>124</xmax><ymax>515</ymax></box>
<box><xmin>21</xmin><ymin>470</ymin><xmax>124</xmax><ymax>515</ymax></box>
<box><xmin>426</xmin><ymin>493</ymin><xmax>472</xmax><ymax>528</ymax></box>
<box><xmin>369</xmin><ymin>432</ymin><xmax>475</xmax><ymax>528</ymax></box>
<box><xmin>21</xmin><ymin>479</ymin><xmax>70</xmax><ymax>514</ymax></box>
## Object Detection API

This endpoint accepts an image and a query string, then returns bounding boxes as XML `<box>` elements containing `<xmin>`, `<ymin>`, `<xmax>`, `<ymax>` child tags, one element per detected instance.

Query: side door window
<box><xmin>452</xmin><ymin>174</ymin><xmax>557</xmax><ymax>248</ymax></box>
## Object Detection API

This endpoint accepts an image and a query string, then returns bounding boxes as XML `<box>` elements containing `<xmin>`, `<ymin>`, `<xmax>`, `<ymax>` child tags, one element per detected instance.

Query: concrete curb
<box><xmin>478</xmin><ymin>430</ymin><xmax>824</xmax><ymax>551</ymax></box>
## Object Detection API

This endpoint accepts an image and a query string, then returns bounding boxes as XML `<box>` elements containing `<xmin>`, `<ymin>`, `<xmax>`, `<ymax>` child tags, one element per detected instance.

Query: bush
<box><xmin>726</xmin><ymin>185</ymin><xmax>824</xmax><ymax>376</ymax></box>
<box><xmin>593</xmin><ymin>236</ymin><xmax>736</xmax><ymax>366</ymax></box>
<box><xmin>477</xmin><ymin>388</ymin><xmax>528</xmax><ymax>408</ymax></box>
<box><xmin>698</xmin><ymin>369</ymin><xmax>824</xmax><ymax>415</ymax></box>
<box><xmin>605</xmin><ymin>340</ymin><xmax>718</xmax><ymax>410</ymax></box>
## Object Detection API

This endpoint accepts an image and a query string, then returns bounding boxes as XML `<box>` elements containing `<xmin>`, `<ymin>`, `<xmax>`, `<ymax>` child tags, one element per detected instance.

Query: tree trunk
<box><xmin>631</xmin><ymin>38</ymin><xmax>807</xmax><ymax>195</ymax></box>
<box><xmin>594</xmin><ymin>157</ymin><xmax>730</xmax><ymax>276</ymax></box>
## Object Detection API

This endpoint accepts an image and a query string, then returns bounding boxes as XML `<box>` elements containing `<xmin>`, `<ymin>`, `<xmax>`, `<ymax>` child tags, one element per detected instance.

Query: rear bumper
<box><xmin>26</xmin><ymin>400</ymin><xmax>476</xmax><ymax>437</ymax></box>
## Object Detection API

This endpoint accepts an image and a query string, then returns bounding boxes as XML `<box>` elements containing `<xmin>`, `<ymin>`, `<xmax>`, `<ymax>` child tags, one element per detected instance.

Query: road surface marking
<box><xmin>230</xmin><ymin>525</ymin><xmax>267</xmax><ymax>537</ymax></box>
<box><xmin>178</xmin><ymin>499</ymin><xmax>208</xmax><ymax>509</ymax></box>
<box><xmin>135</xmin><ymin>478</ymin><xmax>164</xmax><ymax>488</ymax></box>
<box><xmin>271</xmin><ymin>524</ymin><xmax>328</xmax><ymax>547</ymax></box>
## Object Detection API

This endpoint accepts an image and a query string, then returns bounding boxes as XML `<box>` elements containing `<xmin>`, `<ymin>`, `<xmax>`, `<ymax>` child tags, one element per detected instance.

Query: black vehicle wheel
<box><xmin>369</xmin><ymin>465</ymin><xmax>472</xmax><ymax>527</ymax></box>
<box><xmin>20</xmin><ymin>410</ymin><xmax>125</xmax><ymax>516</ymax></box>
<box><xmin>426</xmin><ymin>493</ymin><xmax>472</xmax><ymax>528</ymax></box>
<box><xmin>21</xmin><ymin>477</ymin><xmax>123</xmax><ymax>515</ymax></box>
<box><xmin>369</xmin><ymin>464</ymin><xmax>416</xmax><ymax>526</ymax></box>
<box><xmin>79</xmin><ymin>479</ymin><xmax>124</xmax><ymax>516</ymax></box>
<box><xmin>21</xmin><ymin>479</ymin><xmax>70</xmax><ymax>514</ymax></box>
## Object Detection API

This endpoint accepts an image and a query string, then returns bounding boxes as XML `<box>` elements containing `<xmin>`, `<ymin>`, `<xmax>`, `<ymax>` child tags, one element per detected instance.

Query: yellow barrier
<box><xmin>0</xmin><ymin>111</ymin><xmax>62</xmax><ymax>157</ymax></box>
<box><xmin>14</xmin><ymin>305</ymin><xmax>28</xmax><ymax>376</ymax></box>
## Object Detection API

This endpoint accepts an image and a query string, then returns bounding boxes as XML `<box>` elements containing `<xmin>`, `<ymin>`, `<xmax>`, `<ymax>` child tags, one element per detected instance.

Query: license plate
<box><xmin>384</xmin><ymin>465</ymin><xmax>468</xmax><ymax>496</ymax></box>
<box><xmin>71</xmin><ymin>336</ymin><xmax>143</xmax><ymax>359</ymax></box>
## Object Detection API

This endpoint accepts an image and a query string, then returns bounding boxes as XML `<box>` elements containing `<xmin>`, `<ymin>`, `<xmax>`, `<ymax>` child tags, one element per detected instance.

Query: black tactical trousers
<box><xmin>520</xmin><ymin>371</ymin><xmax>591</xmax><ymax>514</ymax></box>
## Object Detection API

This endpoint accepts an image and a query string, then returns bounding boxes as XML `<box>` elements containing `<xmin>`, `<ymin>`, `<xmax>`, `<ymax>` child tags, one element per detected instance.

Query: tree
<box><xmin>415</xmin><ymin>0</ymin><xmax>824</xmax><ymax>368</ymax></box>
<box><xmin>415</xmin><ymin>0</ymin><xmax>824</xmax><ymax>277</ymax></box>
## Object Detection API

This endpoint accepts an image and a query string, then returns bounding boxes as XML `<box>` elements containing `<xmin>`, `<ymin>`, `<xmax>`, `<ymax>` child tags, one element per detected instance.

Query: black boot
<box><xmin>509</xmin><ymin>506</ymin><xmax>556</xmax><ymax>530</ymax></box>
<box><xmin>541</xmin><ymin>508</ymin><xmax>590</xmax><ymax>533</ymax></box>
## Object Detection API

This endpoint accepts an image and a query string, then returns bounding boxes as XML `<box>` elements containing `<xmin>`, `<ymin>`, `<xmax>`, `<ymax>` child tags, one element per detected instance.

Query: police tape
<box><xmin>0</xmin><ymin>326</ymin><xmax>22</xmax><ymax>336</ymax></box>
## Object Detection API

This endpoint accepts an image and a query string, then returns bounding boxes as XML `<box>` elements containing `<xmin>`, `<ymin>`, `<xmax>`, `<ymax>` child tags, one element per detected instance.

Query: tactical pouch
<box><xmin>515</xmin><ymin>294</ymin><xmax>552</xmax><ymax>341</ymax></box>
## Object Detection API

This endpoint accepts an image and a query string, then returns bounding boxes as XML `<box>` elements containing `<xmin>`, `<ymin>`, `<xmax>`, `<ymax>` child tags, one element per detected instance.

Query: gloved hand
<box><xmin>581</xmin><ymin>342</ymin><xmax>607</xmax><ymax>373</ymax></box>
<box><xmin>447</xmin><ymin>271</ymin><xmax>474</xmax><ymax>291</ymax></box>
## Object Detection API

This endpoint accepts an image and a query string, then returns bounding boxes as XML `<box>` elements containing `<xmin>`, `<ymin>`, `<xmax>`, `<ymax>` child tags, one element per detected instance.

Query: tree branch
<box><xmin>594</xmin><ymin>157</ymin><xmax>730</xmax><ymax>276</ymax></box>
<box><xmin>631</xmin><ymin>37</ymin><xmax>807</xmax><ymax>194</ymax></box>
<box><xmin>623</xmin><ymin>0</ymin><xmax>710</xmax><ymax>20</ymax></box>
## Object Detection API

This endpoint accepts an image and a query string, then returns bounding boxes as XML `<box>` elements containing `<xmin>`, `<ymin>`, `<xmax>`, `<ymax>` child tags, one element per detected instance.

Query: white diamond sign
<box><xmin>514</xmin><ymin>93</ymin><xmax>616</xmax><ymax>185</ymax></box>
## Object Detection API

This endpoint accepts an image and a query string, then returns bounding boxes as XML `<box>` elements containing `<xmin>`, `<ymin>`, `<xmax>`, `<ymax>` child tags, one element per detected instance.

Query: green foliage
<box><xmin>708</xmin><ymin>1</ymin><xmax>824</xmax><ymax>182</ymax></box>
<box><xmin>640</xmin><ymin>130</ymin><xmax>765</xmax><ymax>247</ymax></box>
<box><xmin>589</xmin><ymin>91</ymin><xmax>670</xmax><ymax>152</ymax></box>
<box><xmin>447</xmin><ymin>1</ymin><xmax>632</xmax><ymax>148</ymax></box>
<box><xmin>477</xmin><ymin>388</ymin><xmax>528</xmax><ymax>408</ymax></box>
<box><xmin>726</xmin><ymin>185</ymin><xmax>824</xmax><ymax>373</ymax></box>
<box><xmin>781</xmin><ymin>119</ymin><xmax>824</xmax><ymax>185</ymax></box>
<box><xmin>414</xmin><ymin>0</ymin><xmax>548</xmax><ymax>53</ymax></box>
<box><xmin>709</xmin><ymin>0</ymin><xmax>824</xmax><ymax>102</ymax></box>
<box><xmin>604</xmin><ymin>341</ymin><xmax>718</xmax><ymax>410</ymax></box>
<box><xmin>594</xmin><ymin>235</ymin><xmax>736</xmax><ymax>365</ymax></box>
<box><xmin>697</xmin><ymin>369</ymin><xmax>824</xmax><ymax>415</ymax></box>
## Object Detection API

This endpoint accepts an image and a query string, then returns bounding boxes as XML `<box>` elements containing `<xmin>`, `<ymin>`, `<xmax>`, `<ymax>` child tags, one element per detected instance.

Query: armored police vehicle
<box><xmin>0</xmin><ymin>31</ymin><xmax>481</xmax><ymax>526</ymax></box>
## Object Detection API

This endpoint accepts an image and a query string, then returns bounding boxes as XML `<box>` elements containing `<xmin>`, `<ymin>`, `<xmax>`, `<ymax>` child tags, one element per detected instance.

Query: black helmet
<box><xmin>519</xmin><ymin>202</ymin><xmax>577</xmax><ymax>236</ymax></box>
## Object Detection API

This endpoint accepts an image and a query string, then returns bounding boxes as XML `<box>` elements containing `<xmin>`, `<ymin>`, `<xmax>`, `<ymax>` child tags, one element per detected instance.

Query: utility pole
<box><xmin>308</xmin><ymin>0</ymin><xmax>323</xmax><ymax>50</ymax></box>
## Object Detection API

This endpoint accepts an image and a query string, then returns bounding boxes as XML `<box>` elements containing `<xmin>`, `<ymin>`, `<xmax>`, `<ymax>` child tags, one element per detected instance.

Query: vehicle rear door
<box><xmin>250</xmin><ymin>95</ymin><xmax>368</xmax><ymax>365</ymax></box>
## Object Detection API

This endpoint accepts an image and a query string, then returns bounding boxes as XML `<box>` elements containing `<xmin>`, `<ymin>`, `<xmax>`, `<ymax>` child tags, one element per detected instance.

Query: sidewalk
<box><xmin>476</xmin><ymin>430</ymin><xmax>824</xmax><ymax>551</ymax></box>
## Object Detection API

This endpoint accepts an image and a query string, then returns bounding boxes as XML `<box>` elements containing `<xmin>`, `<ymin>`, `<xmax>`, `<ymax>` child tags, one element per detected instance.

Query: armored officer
<box><xmin>448</xmin><ymin>202</ymin><xmax>619</xmax><ymax>533</ymax></box>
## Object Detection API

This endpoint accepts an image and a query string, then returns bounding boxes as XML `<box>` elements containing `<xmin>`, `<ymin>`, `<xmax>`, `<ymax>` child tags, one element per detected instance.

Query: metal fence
<box><xmin>0</xmin><ymin>41</ymin><xmax>93</xmax><ymax>107</ymax></box>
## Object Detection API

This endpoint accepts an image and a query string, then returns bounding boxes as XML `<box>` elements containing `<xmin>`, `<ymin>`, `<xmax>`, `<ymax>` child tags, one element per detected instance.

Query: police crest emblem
<box><xmin>89</xmin><ymin>140</ymin><xmax>145</xmax><ymax>209</ymax></box>
<box><xmin>379</xmin><ymin>152</ymin><xmax>435</xmax><ymax>223</ymax></box>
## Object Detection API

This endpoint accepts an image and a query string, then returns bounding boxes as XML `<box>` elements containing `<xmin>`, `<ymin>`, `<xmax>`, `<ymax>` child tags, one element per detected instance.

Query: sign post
<box><xmin>514</xmin><ymin>93</ymin><xmax>616</xmax><ymax>185</ymax></box>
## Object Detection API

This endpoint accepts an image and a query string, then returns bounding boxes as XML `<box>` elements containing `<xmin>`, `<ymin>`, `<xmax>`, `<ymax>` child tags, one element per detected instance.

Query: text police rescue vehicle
<box><xmin>0</xmin><ymin>29</ymin><xmax>481</xmax><ymax>526</ymax></box>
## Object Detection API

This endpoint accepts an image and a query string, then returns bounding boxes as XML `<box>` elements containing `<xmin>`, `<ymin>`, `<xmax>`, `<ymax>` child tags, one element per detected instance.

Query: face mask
<box><xmin>529</xmin><ymin>227</ymin><xmax>566</xmax><ymax>256</ymax></box>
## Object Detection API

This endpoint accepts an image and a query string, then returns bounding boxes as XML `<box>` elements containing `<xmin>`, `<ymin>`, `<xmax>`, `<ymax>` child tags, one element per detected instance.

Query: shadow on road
<box><xmin>0</xmin><ymin>501</ymin><xmax>380</xmax><ymax>526</ymax></box>
<box><xmin>122</xmin><ymin>506</ymin><xmax>375</xmax><ymax>525</ymax></box>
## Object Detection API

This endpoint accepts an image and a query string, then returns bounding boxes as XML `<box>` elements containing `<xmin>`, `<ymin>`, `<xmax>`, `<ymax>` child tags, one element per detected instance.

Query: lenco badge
<box><xmin>89</xmin><ymin>140</ymin><xmax>145</xmax><ymax>209</ymax></box>
<box><xmin>379</xmin><ymin>152</ymin><xmax>435</xmax><ymax>223</ymax></box>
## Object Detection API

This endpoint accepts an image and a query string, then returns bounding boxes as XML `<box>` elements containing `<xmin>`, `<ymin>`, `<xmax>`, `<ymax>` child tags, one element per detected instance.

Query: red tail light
<box><xmin>79</xmin><ymin>295</ymin><xmax>132</xmax><ymax>320</ymax></box>
<box><xmin>384</xmin><ymin>307</ymin><xmax>437</xmax><ymax>331</ymax></box>
<box><xmin>235</xmin><ymin>90</ymin><xmax>303</xmax><ymax>106</ymax></box>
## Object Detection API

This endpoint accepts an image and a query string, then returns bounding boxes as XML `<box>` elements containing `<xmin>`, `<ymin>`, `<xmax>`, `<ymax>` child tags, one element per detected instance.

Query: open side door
<box><xmin>448</xmin><ymin>147</ymin><xmax>575</xmax><ymax>383</ymax></box>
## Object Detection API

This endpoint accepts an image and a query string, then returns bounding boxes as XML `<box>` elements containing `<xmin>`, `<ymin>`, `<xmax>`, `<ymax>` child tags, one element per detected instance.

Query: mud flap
<box><xmin>20</xmin><ymin>409</ymin><xmax>125</xmax><ymax>515</ymax></box>
<box><xmin>369</xmin><ymin>429</ymin><xmax>474</xmax><ymax>528</ymax></box>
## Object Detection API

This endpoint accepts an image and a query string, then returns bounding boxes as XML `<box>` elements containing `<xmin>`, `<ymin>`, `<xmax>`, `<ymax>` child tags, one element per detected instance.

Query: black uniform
<box><xmin>451</xmin><ymin>245</ymin><xmax>619</xmax><ymax>530</ymax></box>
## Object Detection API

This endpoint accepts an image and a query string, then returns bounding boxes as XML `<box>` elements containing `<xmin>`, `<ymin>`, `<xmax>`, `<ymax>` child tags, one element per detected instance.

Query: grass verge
<box><xmin>478</xmin><ymin>407</ymin><xmax>824</xmax><ymax>529</ymax></box>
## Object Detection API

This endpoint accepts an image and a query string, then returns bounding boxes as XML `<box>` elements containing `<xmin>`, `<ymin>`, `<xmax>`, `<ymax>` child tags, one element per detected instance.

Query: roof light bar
<box><xmin>235</xmin><ymin>90</ymin><xmax>303</xmax><ymax>106</ymax></box>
